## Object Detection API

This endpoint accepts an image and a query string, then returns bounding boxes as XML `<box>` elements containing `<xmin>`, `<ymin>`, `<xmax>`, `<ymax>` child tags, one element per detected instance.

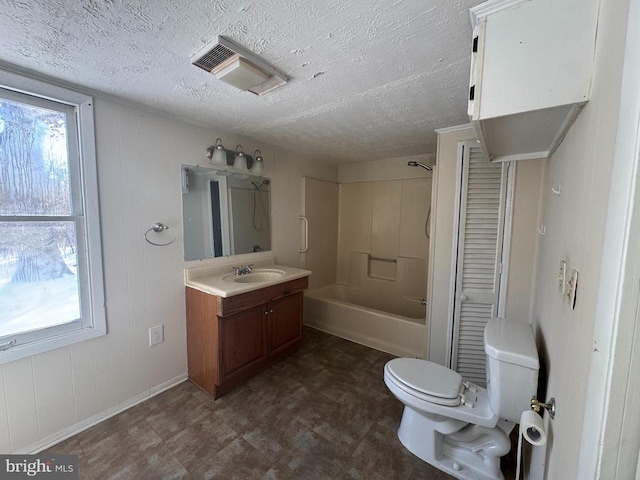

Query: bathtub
<box><xmin>304</xmin><ymin>283</ymin><xmax>426</xmax><ymax>357</ymax></box>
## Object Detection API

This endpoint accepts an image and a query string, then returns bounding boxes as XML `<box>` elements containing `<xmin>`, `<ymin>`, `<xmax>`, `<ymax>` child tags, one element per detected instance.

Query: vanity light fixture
<box><xmin>206</xmin><ymin>138</ymin><xmax>228</xmax><ymax>166</ymax></box>
<box><xmin>234</xmin><ymin>144</ymin><xmax>248</xmax><ymax>170</ymax></box>
<box><xmin>191</xmin><ymin>36</ymin><xmax>288</xmax><ymax>95</ymax></box>
<box><xmin>252</xmin><ymin>150</ymin><xmax>264</xmax><ymax>174</ymax></box>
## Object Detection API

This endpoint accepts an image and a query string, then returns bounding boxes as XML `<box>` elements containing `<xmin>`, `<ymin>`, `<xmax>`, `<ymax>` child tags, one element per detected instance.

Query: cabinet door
<box><xmin>268</xmin><ymin>293</ymin><xmax>303</xmax><ymax>357</ymax></box>
<box><xmin>219</xmin><ymin>306</ymin><xmax>268</xmax><ymax>384</ymax></box>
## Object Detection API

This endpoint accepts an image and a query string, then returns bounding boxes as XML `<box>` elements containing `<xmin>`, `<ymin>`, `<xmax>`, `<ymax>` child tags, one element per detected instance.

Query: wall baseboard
<box><xmin>22</xmin><ymin>372</ymin><xmax>188</xmax><ymax>454</ymax></box>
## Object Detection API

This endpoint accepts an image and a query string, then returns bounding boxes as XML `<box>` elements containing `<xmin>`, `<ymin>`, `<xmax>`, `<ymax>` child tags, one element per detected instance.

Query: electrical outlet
<box><xmin>558</xmin><ymin>260</ymin><xmax>567</xmax><ymax>294</ymax></box>
<box><xmin>149</xmin><ymin>325</ymin><xmax>164</xmax><ymax>346</ymax></box>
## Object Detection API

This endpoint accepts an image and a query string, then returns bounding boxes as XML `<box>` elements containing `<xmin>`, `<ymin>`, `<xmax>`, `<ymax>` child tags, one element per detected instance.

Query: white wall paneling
<box><xmin>3</xmin><ymin>358</ymin><xmax>39</xmax><ymax>451</ymax></box>
<box><xmin>528</xmin><ymin>0</ymin><xmax>634</xmax><ymax>476</ymax></box>
<box><xmin>0</xmin><ymin>367</ymin><xmax>10</xmax><ymax>452</ymax></box>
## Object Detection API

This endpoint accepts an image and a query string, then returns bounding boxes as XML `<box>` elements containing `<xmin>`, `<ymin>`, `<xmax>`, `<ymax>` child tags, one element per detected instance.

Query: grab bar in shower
<box><xmin>369</xmin><ymin>256</ymin><xmax>397</xmax><ymax>263</ymax></box>
<box><xmin>299</xmin><ymin>215</ymin><xmax>309</xmax><ymax>253</ymax></box>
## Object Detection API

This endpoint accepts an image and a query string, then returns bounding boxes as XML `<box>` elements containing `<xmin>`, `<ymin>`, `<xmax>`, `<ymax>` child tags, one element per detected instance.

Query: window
<box><xmin>0</xmin><ymin>70</ymin><xmax>105</xmax><ymax>363</ymax></box>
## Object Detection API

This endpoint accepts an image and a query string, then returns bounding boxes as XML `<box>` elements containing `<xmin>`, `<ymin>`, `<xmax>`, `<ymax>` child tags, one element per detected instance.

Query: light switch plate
<box><xmin>559</xmin><ymin>260</ymin><xmax>567</xmax><ymax>294</ymax></box>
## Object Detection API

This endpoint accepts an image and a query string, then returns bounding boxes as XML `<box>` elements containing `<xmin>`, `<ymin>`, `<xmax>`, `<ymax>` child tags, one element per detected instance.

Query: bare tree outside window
<box><xmin>0</xmin><ymin>96</ymin><xmax>81</xmax><ymax>337</ymax></box>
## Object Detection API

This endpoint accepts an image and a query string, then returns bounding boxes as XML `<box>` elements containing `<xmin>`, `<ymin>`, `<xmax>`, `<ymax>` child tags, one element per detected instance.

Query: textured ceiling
<box><xmin>0</xmin><ymin>0</ymin><xmax>482</xmax><ymax>164</ymax></box>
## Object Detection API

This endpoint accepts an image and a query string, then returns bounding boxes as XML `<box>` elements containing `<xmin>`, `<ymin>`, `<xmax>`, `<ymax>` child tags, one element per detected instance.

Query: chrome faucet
<box><xmin>232</xmin><ymin>264</ymin><xmax>253</xmax><ymax>275</ymax></box>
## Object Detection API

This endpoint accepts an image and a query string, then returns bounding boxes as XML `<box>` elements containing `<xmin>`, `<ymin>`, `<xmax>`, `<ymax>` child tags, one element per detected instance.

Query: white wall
<box><xmin>301</xmin><ymin>177</ymin><xmax>339</xmax><ymax>291</ymax></box>
<box><xmin>271</xmin><ymin>150</ymin><xmax>338</xmax><ymax>270</ymax></box>
<box><xmin>0</xmin><ymin>93</ymin><xmax>337</xmax><ymax>454</ymax></box>
<box><xmin>338</xmin><ymin>154</ymin><xmax>435</xmax><ymax>183</ymax></box>
<box><xmin>528</xmin><ymin>0</ymin><xmax>632</xmax><ymax>477</ymax></box>
<box><xmin>505</xmin><ymin>160</ymin><xmax>543</xmax><ymax>321</ymax></box>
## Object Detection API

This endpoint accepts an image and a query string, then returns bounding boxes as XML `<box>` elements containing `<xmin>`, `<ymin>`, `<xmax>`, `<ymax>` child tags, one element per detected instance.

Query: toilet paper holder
<box><xmin>531</xmin><ymin>397</ymin><xmax>556</xmax><ymax>419</ymax></box>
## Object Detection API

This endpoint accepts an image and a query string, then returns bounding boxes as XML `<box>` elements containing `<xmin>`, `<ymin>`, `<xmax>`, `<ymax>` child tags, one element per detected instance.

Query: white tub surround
<box><xmin>304</xmin><ymin>252</ymin><xmax>427</xmax><ymax>357</ymax></box>
<box><xmin>305</xmin><ymin>284</ymin><xmax>426</xmax><ymax>358</ymax></box>
<box><xmin>184</xmin><ymin>256</ymin><xmax>311</xmax><ymax>297</ymax></box>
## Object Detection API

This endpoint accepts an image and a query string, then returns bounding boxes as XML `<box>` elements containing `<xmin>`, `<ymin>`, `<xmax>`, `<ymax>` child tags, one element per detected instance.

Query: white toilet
<box><xmin>384</xmin><ymin>319</ymin><xmax>539</xmax><ymax>480</ymax></box>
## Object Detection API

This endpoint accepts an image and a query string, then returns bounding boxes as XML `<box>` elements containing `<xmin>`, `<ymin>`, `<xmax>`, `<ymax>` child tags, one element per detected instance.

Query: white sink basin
<box><xmin>223</xmin><ymin>269</ymin><xmax>286</xmax><ymax>284</ymax></box>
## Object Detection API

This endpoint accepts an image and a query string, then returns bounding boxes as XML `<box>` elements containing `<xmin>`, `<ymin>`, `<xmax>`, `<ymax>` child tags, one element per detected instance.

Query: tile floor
<box><xmin>45</xmin><ymin>327</ymin><xmax>515</xmax><ymax>480</ymax></box>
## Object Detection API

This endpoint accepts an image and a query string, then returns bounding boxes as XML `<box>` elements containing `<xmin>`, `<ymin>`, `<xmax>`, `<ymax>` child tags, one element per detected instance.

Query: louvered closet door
<box><xmin>451</xmin><ymin>143</ymin><xmax>508</xmax><ymax>386</ymax></box>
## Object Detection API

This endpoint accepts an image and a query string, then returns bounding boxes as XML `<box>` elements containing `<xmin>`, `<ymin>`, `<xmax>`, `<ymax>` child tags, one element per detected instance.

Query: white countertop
<box><xmin>184</xmin><ymin>257</ymin><xmax>311</xmax><ymax>298</ymax></box>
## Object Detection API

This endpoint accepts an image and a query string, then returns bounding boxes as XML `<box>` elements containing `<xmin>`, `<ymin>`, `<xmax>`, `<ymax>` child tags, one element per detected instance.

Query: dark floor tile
<box><xmin>42</xmin><ymin>435</ymin><xmax>81</xmax><ymax>454</ymax></box>
<box><xmin>285</xmin><ymin>385</ymin><xmax>341</xmax><ymax>428</ymax></box>
<box><xmin>145</xmin><ymin>381</ymin><xmax>203</xmax><ymax>411</ymax></box>
<box><xmin>408</xmin><ymin>460</ymin><xmax>458</xmax><ymax>480</ymax></box>
<box><xmin>106</xmin><ymin>443</ymin><xmax>190</xmax><ymax>480</ymax></box>
<box><xmin>191</xmin><ymin>437</ymin><xmax>272</xmax><ymax>480</ymax></box>
<box><xmin>145</xmin><ymin>392</ymin><xmax>213</xmax><ymax>440</ymax></box>
<box><xmin>76</xmin><ymin>401</ymin><xmax>151</xmax><ymax>447</ymax></box>
<box><xmin>305</xmin><ymin>367</ymin><xmax>358</xmax><ymax>401</ymax></box>
<box><xmin>337</xmin><ymin>384</ymin><xmax>392</xmax><ymax>422</ymax></box>
<box><xmin>373</xmin><ymin>395</ymin><xmax>405</xmax><ymax>433</ymax></box>
<box><xmin>300</xmin><ymin>326</ymin><xmax>333</xmax><ymax>346</ymax></box>
<box><xmin>80</xmin><ymin>420</ymin><xmax>164</xmax><ymax>479</ymax></box>
<box><xmin>262</xmin><ymin>430</ymin><xmax>350</xmax><ymax>480</ymax></box>
<box><xmin>42</xmin><ymin>436</ymin><xmax>93</xmax><ymax>480</ymax></box>
<box><xmin>245</xmin><ymin>364</ymin><xmax>304</xmax><ymax>398</ymax></box>
<box><xmin>340</xmin><ymin>423</ymin><xmax>415</xmax><ymax>480</ymax></box>
<box><xmin>348</xmin><ymin>359</ymin><xmax>391</xmax><ymax>392</ymax></box>
<box><xmin>285</xmin><ymin>385</ymin><xmax>372</xmax><ymax>451</ymax></box>
<box><xmin>241</xmin><ymin>406</ymin><xmax>309</xmax><ymax>462</ymax></box>
<box><xmin>42</xmin><ymin>328</ymin><xmax>515</xmax><ymax>480</ymax></box>
<box><xmin>212</xmin><ymin>384</ymin><xmax>282</xmax><ymax>433</ymax></box>
<box><xmin>164</xmin><ymin>415</ymin><xmax>238</xmax><ymax>472</ymax></box>
<box><xmin>273</xmin><ymin>351</ymin><xmax>328</xmax><ymax>386</ymax></box>
<box><xmin>311</xmin><ymin>405</ymin><xmax>373</xmax><ymax>452</ymax></box>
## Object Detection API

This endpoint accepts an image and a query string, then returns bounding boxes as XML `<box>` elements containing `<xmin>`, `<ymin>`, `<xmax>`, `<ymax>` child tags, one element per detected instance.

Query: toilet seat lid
<box><xmin>386</xmin><ymin>358</ymin><xmax>463</xmax><ymax>400</ymax></box>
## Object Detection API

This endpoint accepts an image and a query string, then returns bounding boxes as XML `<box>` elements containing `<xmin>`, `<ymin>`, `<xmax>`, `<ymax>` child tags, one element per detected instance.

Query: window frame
<box><xmin>0</xmin><ymin>69</ymin><xmax>106</xmax><ymax>364</ymax></box>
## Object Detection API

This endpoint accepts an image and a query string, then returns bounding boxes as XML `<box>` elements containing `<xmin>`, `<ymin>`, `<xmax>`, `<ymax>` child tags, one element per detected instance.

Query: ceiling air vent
<box><xmin>191</xmin><ymin>36</ymin><xmax>288</xmax><ymax>95</ymax></box>
<box><xmin>192</xmin><ymin>43</ymin><xmax>236</xmax><ymax>72</ymax></box>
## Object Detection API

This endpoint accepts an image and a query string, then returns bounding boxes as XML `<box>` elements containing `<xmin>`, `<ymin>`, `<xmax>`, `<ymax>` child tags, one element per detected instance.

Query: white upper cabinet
<box><xmin>468</xmin><ymin>0</ymin><xmax>599</xmax><ymax>162</ymax></box>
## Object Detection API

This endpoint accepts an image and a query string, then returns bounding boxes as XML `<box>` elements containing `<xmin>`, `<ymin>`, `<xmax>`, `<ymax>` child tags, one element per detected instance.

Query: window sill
<box><xmin>0</xmin><ymin>327</ymin><xmax>106</xmax><ymax>365</ymax></box>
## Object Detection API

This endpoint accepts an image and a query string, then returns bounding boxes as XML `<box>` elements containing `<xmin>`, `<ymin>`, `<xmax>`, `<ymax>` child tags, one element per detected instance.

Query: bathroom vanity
<box><xmin>184</xmin><ymin>260</ymin><xmax>310</xmax><ymax>398</ymax></box>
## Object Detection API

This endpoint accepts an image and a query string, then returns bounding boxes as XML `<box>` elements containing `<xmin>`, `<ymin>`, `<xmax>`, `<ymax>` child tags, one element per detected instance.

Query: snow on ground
<box><xmin>0</xmin><ymin>271</ymin><xmax>80</xmax><ymax>338</ymax></box>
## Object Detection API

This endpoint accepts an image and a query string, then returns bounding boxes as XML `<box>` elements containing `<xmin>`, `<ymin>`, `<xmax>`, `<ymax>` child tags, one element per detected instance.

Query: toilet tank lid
<box><xmin>484</xmin><ymin>320</ymin><xmax>539</xmax><ymax>369</ymax></box>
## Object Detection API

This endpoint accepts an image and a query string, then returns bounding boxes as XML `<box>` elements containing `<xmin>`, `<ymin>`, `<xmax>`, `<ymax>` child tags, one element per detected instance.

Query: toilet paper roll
<box><xmin>520</xmin><ymin>410</ymin><xmax>547</xmax><ymax>446</ymax></box>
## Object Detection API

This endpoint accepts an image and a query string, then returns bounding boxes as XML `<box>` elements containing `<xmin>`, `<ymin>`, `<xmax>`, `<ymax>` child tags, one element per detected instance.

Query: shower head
<box><xmin>408</xmin><ymin>161</ymin><xmax>433</xmax><ymax>172</ymax></box>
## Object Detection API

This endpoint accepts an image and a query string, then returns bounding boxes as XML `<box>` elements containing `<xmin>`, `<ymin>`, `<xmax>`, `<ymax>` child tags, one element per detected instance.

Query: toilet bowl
<box><xmin>384</xmin><ymin>319</ymin><xmax>539</xmax><ymax>480</ymax></box>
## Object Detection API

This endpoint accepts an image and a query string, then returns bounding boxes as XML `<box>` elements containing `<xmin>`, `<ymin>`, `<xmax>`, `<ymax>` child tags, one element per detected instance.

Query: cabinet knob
<box><xmin>269</xmin><ymin>309</ymin><xmax>274</xmax><ymax>314</ymax></box>
<box><xmin>460</xmin><ymin>295</ymin><xmax>468</xmax><ymax>302</ymax></box>
<box><xmin>264</xmin><ymin>310</ymin><xmax>269</xmax><ymax>315</ymax></box>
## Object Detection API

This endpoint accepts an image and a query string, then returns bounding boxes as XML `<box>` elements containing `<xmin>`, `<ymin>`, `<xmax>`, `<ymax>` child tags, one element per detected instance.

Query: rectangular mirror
<box><xmin>181</xmin><ymin>164</ymin><xmax>271</xmax><ymax>261</ymax></box>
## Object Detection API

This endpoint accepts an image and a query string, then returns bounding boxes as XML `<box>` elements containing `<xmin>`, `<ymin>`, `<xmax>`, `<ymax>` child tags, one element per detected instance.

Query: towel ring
<box><xmin>144</xmin><ymin>222</ymin><xmax>175</xmax><ymax>246</ymax></box>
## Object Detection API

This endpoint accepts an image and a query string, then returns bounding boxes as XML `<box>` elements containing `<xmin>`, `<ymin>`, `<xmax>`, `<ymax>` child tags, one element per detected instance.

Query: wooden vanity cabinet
<box><xmin>186</xmin><ymin>276</ymin><xmax>307</xmax><ymax>398</ymax></box>
<box><xmin>218</xmin><ymin>305</ymin><xmax>268</xmax><ymax>387</ymax></box>
<box><xmin>267</xmin><ymin>293</ymin><xmax>304</xmax><ymax>359</ymax></box>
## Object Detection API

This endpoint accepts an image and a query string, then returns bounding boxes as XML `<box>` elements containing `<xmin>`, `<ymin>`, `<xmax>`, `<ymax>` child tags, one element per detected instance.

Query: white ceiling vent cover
<box><xmin>191</xmin><ymin>36</ymin><xmax>288</xmax><ymax>95</ymax></box>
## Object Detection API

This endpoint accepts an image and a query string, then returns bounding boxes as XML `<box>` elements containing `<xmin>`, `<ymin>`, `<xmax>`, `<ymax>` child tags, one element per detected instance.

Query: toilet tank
<box><xmin>484</xmin><ymin>319</ymin><xmax>539</xmax><ymax>423</ymax></box>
